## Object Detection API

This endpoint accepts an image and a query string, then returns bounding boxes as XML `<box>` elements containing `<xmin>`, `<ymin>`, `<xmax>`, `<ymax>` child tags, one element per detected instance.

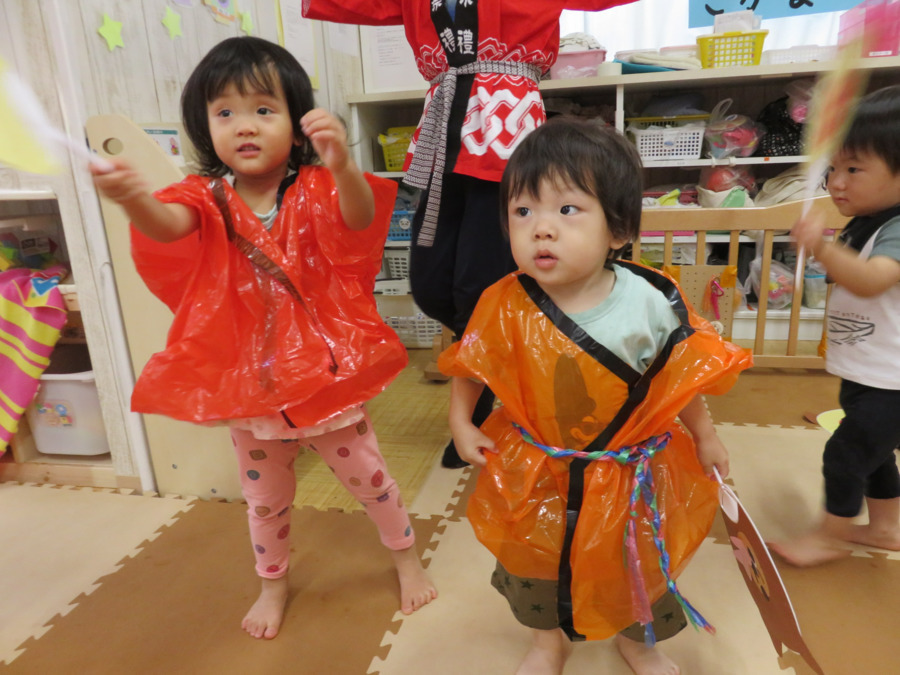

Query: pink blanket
<box><xmin>0</xmin><ymin>266</ymin><xmax>67</xmax><ymax>454</ymax></box>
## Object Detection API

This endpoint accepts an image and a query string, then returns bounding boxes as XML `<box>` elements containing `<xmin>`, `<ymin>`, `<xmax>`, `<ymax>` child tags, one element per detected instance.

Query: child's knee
<box><xmin>823</xmin><ymin>417</ymin><xmax>869</xmax><ymax>476</ymax></box>
<box><xmin>246</xmin><ymin>500</ymin><xmax>292</xmax><ymax>523</ymax></box>
<box><xmin>353</xmin><ymin>477</ymin><xmax>399</xmax><ymax>507</ymax></box>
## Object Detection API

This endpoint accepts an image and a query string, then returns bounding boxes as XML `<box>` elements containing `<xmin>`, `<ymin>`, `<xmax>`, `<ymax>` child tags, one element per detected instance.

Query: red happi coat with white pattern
<box><xmin>303</xmin><ymin>0</ymin><xmax>633</xmax><ymax>182</ymax></box>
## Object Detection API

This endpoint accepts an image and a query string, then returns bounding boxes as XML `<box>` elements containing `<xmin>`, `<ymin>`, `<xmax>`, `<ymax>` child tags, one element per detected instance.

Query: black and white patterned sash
<box><xmin>403</xmin><ymin>0</ymin><xmax>540</xmax><ymax>246</ymax></box>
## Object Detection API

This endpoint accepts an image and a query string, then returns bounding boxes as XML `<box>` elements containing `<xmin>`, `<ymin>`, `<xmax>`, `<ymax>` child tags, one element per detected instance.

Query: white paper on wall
<box><xmin>359</xmin><ymin>25</ymin><xmax>423</xmax><ymax>94</ymax></box>
<box><xmin>328</xmin><ymin>23</ymin><xmax>359</xmax><ymax>58</ymax></box>
<box><xmin>278</xmin><ymin>0</ymin><xmax>320</xmax><ymax>89</ymax></box>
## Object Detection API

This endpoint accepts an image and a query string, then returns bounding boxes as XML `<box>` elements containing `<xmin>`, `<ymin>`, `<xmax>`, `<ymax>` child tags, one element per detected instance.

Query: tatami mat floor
<box><xmin>2</xmin><ymin>350</ymin><xmax>899</xmax><ymax>674</ymax></box>
<box><xmin>291</xmin><ymin>349</ymin><xmax>450</xmax><ymax>513</ymax></box>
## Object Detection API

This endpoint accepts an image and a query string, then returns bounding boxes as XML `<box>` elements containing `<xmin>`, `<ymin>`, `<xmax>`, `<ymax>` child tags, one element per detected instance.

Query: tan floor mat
<box><xmin>706</xmin><ymin>367</ymin><xmax>841</xmax><ymax>428</ymax></box>
<box><xmin>373</xmin><ymin>425</ymin><xmax>900</xmax><ymax>674</ymax></box>
<box><xmin>0</xmin><ymin>483</ymin><xmax>195</xmax><ymax>666</ymax></box>
<box><xmin>5</xmin><ymin>497</ymin><xmax>443</xmax><ymax>674</ymax></box>
<box><xmin>7</xmin><ymin>368</ymin><xmax>892</xmax><ymax>674</ymax></box>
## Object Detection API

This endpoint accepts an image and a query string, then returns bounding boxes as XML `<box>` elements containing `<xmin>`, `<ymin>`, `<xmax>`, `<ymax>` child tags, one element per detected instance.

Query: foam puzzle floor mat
<box><xmin>4</xmin><ymin>375</ymin><xmax>899</xmax><ymax>674</ymax></box>
<box><xmin>704</xmin><ymin>367</ymin><xmax>841</xmax><ymax>429</ymax></box>
<box><xmin>0</xmin><ymin>483</ymin><xmax>195</xmax><ymax>666</ymax></box>
<box><xmin>373</xmin><ymin>425</ymin><xmax>900</xmax><ymax>675</ymax></box>
<box><xmin>3</xmin><ymin>491</ymin><xmax>442</xmax><ymax>674</ymax></box>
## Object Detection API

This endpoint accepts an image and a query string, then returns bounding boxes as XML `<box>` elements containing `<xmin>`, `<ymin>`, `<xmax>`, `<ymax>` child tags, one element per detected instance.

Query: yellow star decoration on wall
<box><xmin>97</xmin><ymin>13</ymin><xmax>124</xmax><ymax>51</ymax></box>
<box><xmin>239</xmin><ymin>10</ymin><xmax>254</xmax><ymax>35</ymax></box>
<box><xmin>162</xmin><ymin>6</ymin><xmax>182</xmax><ymax>40</ymax></box>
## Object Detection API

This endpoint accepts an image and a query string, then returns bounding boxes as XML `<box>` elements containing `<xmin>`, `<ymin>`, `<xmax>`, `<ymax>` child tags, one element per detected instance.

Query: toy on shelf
<box><xmin>704</xmin><ymin>99</ymin><xmax>763</xmax><ymax>159</ymax></box>
<box><xmin>664</xmin><ymin>265</ymin><xmax>737</xmax><ymax>339</ymax></box>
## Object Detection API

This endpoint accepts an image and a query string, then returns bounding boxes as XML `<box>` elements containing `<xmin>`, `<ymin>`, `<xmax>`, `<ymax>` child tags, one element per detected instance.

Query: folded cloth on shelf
<box><xmin>697</xmin><ymin>185</ymin><xmax>755</xmax><ymax>208</ymax></box>
<box><xmin>559</xmin><ymin>32</ymin><xmax>605</xmax><ymax>51</ymax></box>
<box><xmin>631</xmin><ymin>51</ymin><xmax>702</xmax><ymax>70</ymax></box>
<box><xmin>754</xmin><ymin>165</ymin><xmax>827</xmax><ymax>207</ymax></box>
<box><xmin>0</xmin><ymin>265</ymin><xmax>67</xmax><ymax>453</ymax></box>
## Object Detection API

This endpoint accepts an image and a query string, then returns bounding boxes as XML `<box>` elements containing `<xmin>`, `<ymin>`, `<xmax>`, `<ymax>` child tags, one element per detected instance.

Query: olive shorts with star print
<box><xmin>491</xmin><ymin>560</ymin><xmax>687</xmax><ymax>641</ymax></box>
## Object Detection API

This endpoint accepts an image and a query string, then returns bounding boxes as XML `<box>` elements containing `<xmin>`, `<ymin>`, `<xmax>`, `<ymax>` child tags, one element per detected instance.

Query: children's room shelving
<box><xmin>347</xmin><ymin>55</ymin><xmax>900</xmax><ymax>362</ymax></box>
<box><xmin>347</xmin><ymin>65</ymin><xmax>790</xmax><ymax>187</ymax></box>
<box><xmin>0</xmin><ymin>189</ymin><xmax>127</xmax><ymax>488</ymax></box>
<box><xmin>351</xmin><ymin>54</ymin><xmax>900</xmax><ymax>189</ymax></box>
<box><xmin>349</xmin><ymin>55</ymin><xmax>900</xmax><ymax>179</ymax></box>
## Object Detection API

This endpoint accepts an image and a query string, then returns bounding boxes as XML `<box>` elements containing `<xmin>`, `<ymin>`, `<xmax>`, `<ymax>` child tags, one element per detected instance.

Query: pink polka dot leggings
<box><xmin>231</xmin><ymin>410</ymin><xmax>414</xmax><ymax>579</ymax></box>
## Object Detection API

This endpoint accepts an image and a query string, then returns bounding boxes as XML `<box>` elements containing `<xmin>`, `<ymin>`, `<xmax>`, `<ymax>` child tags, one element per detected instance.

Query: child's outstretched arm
<box><xmin>448</xmin><ymin>376</ymin><xmax>497</xmax><ymax>467</ymax></box>
<box><xmin>300</xmin><ymin>109</ymin><xmax>374</xmax><ymax>230</ymax></box>
<box><xmin>679</xmin><ymin>395</ymin><xmax>729</xmax><ymax>479</ymax></box>
<box><xmin>792</xmin><ymin>211</ymin><xmax>900</xmax><ymax>297</ymax></box>
<box><xmin>90</xmin><ymin>159</ymin><xmax>198</xmax><ymax>242</ymax></box>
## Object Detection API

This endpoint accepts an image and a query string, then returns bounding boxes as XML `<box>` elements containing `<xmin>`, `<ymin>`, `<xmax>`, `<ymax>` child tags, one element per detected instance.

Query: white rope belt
<box><xmin>404</xmin><ymin>60</ymin><xmax>541</xmax><ymax>247</ymax></box>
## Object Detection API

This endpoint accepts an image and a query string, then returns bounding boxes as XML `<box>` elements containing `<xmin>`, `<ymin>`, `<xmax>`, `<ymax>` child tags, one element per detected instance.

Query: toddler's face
<box><xmin>206</xmin><ymin>77</ymin><xmax>299</xmax><ymax>182</ymax></box>
<box><xmin>507</xmin><ymin>177</ymin><xmax>627</xmax><ymax>309</ymax></box>
<box><xmin>827</xmin><ymin>149</ymin><xmax>900</xmax><ymax>217</ymax></box>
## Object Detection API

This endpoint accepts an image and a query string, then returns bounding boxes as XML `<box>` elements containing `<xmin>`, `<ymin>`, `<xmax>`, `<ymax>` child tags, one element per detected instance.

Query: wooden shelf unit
<box><xmin>345</xmin><ymin>56</ymin><xmax>900</xmax><ymax>368</ymax></box>
<box><xmin>0</xmin><ymin>191</ymin><xmax>128</xmax><ymax>487</ymax></box>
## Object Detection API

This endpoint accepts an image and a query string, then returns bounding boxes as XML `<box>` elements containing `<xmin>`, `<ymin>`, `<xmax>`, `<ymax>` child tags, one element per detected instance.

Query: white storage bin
<box><xmin>549</xmin><ymin>49</ymin><xmax>607</xmax><ymax>79</ymax></box>
<box><xmin>626</xmin><ymin>117</ymin><xmax>707</xmax><ymax>162</ymax></box>
<box><xmin>384</xmin><ymin>248</ymin><xmax>411</xmax><ymax>279</ymax></box>
<box><xmin>760</xmin><ymin>45</ymin><xmax>836</xmax><ymax>65</ymax></box>
<box><xmin>26</xmin><ymin>344</ymin><xmax>110</xmax><ymax>456</ymax></box>
<box><xmin>385</xmin><ymin>313</ymin><xmax>443</xmax><ymax>348</ymax></box>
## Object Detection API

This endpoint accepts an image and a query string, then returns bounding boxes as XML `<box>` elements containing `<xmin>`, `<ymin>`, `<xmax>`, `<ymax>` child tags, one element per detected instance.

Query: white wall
<box><xmin>561</xmin><ymin>4</ymin><xmax>842</xmax><ymax>57</ymax></box>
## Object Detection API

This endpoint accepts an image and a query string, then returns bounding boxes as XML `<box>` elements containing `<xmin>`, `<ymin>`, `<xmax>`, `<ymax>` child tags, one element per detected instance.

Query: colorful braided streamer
<box><xmin>513</xmin><ymin>423</ymin><xmax>716</xmax><ymax>645</ymax></box>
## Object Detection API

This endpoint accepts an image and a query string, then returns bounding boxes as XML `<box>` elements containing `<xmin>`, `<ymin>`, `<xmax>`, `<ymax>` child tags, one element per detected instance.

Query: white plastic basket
<box><xmin>759</xmin><ymin>45</ymin><xmax>837</xmax><ymax>65</ymax></box>
<box><xmin>384</xmin><ymin>313</ymin><xmax>443</xmax><ymax>348</ymax></box>
<box><xmin>384</xmin><ymin>248</ymin><xmax>410</xmax><ymax>279</ymax></box>
<box><xmin>626</xmin><ymin>117</ymin><xmax>707</xmax><ymax>161</ymax></box>
<box><xmin>26</xmin><ymin>344</ymin><xmax>110</xmax><ymax>456</ymax></box>
<box><xmin>374</xmin><ymin>279</ymin><xmax>410</xmax><ymax>296</ymax></box>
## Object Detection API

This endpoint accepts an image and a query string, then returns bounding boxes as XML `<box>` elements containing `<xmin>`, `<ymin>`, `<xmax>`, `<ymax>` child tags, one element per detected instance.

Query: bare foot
<box><xmin>768</xmin><ymin>533</ymin><xmax>851</xmax><ymax>567</ymax></box>
<box><xmin>614</xmin><ymin>634</ymin><xmax>680</xmax><ymax>675</ymax></box>
<box><xmin>846</xmin><ymin>523</ymin><xmax>900</xmax><ymax>551</ymax></box>
<box><xmin>517</xmin><ymin>628</ymin><xmax>573</xmax><ymax>675</ymax></box>
<box><xmin>242</xmin><ymin>575</ymin><xmax>289</xmax><ymax>639</ymax></box>
<box><xmin>390</xmin><ymin>546</ymin><xmax>437</xmax><ymax>614</ymax></box>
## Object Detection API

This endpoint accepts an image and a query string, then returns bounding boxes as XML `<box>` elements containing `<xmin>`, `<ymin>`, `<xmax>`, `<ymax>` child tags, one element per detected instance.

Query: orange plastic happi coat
<box><xmin>129</xmin><ymin>168</ymin><xmax>406</xmax><ymax>427</ymax></box>
<box><xmin>439</xmin><ymin>264</ymin><xmax>752</xmax><ymax>639</ymax></box>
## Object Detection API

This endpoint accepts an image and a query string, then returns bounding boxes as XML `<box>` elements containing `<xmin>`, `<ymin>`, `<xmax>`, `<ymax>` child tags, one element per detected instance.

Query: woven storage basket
<box><xmin>378</xmin><ymin>126</ymin><xmax>417</xmax><ymax>171</ymax></box>
<box><xmin>697</xmin><ymin>30</ymin><xmax>767</xmax><ymax>68</ymax></box>
<box><xmin>384</xmin><ymin>248</ymin><xmax>410</xmax><ymax>279</ymax></box>
<box><xmin>384</xmin><ymin>313</ymin><xmax>443</xmax><ymax>348</ymax></box>
<box><xmin>626</xmin><ymin>116</ymin><xmax>708</xmax><ymax>161</ymax></box>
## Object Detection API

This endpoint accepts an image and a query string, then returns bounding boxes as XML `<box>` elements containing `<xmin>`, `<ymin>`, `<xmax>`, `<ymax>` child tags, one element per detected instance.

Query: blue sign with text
<box><xmin>689</xmin><ymin>0</ymin><xmax>859</xmax><ymax>28</ymax></box>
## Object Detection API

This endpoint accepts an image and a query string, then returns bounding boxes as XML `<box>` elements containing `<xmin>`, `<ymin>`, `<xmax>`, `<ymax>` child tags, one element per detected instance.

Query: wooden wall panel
<box><xmin>68</xmin><ymin>0</ymin><xmax>315</xmax><ymax>124</ymax></box>
<box><xmin>0</xmin><ymin>2</ymin><xmax>57</xmax><ymax>192</ymax></box>
<box><xmin>75</xmin><ymin>0</ymin><xmax>163</xmax><ymax>121</ymax></box>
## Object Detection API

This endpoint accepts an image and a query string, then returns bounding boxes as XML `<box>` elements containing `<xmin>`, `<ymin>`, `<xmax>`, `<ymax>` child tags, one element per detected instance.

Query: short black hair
<box><xmin>499</xmin><ymin>116</ymin><xmax>644</xmax><ymax>259</ymax></box>
<box><xmin>842</xmin><ymin>84</ymin><xmax>900</xmax><ymax>174</ymax></box>
<box><xmin>181</xmin><ymin>36</ymin><xmax>316</xmax><ymax>176</ymax></box>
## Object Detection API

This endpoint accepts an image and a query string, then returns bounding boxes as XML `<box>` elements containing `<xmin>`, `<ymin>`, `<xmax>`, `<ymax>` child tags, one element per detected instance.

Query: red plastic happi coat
<box><xmin>129</xmin><ymin>168</ymin><xmax>406</xmax><ymax>427</ymax></box>
<box><xmin>438</xmin><ymin>264</ymin><xmax>752</xmax><ymax>639</ymax></box>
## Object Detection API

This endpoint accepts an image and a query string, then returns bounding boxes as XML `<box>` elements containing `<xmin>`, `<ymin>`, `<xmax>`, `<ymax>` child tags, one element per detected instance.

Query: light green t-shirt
<box><xmin>872</xmin><ymin>216</ymin><xmax>900</xmax><ymax>261</ymax></box>
<box><xmin>566</xmin><ymin>265</ymin><xmax>681</xmax><ymax>373</ymax></box>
